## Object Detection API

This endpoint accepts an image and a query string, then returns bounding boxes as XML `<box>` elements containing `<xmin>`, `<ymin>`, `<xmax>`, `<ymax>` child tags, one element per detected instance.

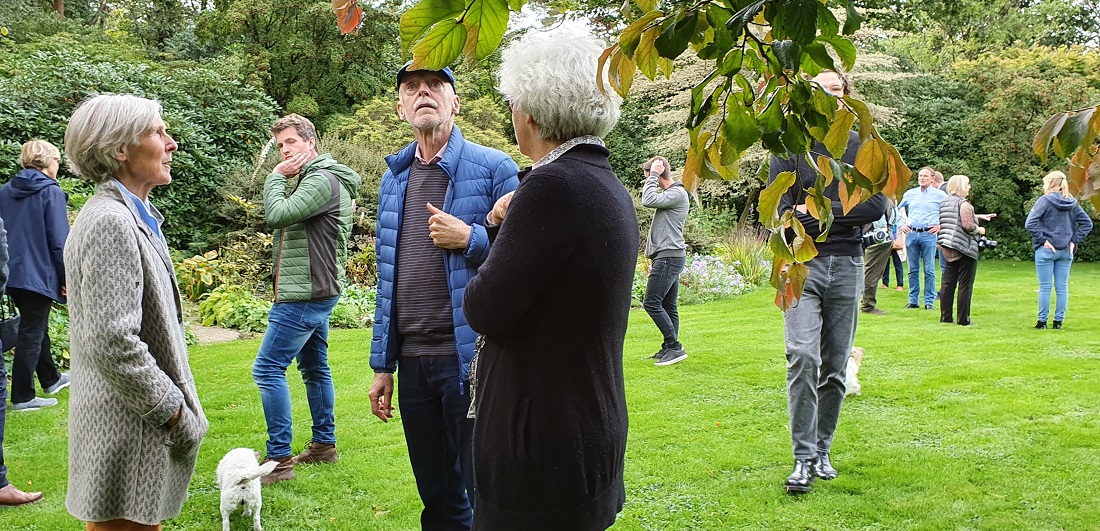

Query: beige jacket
<box><xmin>64</xmin><ymin>183</ymin><xmax>208</xmax><ymax>525</ymax></box>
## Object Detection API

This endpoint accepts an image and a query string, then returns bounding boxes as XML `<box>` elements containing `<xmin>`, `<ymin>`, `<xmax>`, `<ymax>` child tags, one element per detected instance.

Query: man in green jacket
<box><xmin>253</xmin><ymin>114</ymin><xmax>362</xmax><ymax>485</ymax></box>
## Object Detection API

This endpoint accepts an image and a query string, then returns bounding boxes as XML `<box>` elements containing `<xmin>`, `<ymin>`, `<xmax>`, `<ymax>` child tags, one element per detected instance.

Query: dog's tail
<box><xmin>239</xmin><ymin>460</ymin><xmax>280</xmax><ymax>485</ymax></box>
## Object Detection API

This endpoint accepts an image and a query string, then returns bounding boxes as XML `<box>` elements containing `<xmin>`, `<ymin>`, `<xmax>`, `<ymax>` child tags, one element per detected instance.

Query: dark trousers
<box><xmin>882</xmin><ymin>249</ymin><xmax>904</xmax><ymax>287</ymax></box>
<box><xmin>7</xmin><ymin>288</ymin><xmax>61</xmax><ymax>404</ymax></box>
<box><xmin>940</xmin><ymin>255</ymin><xmax>978</xmax><ymax>325</ymax></box>
<box><xmin>861</xmin><ymin>244</ymin><xmax>893</xmax><ymax>312</ymax></box>
<box><xmin>643</xmin><ymin>256</ymin><xmax>686</xmax><ymax>350</ymax></box>
<box><xmin>398</xmin><ymin>354</ymin><xmax>474</xmax><ymax>531</ymax></box>
<box><xmin>0</xmin><ymin>349</ymin><xmax>8</xmax><ymax>488</ymax></box>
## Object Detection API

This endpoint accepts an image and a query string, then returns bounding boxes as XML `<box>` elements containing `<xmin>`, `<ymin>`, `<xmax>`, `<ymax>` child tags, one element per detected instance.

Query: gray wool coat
<box><xmin>64</xmin><ymin>182</ymin><xmax>208</xmax><ymax>525</ymax></box>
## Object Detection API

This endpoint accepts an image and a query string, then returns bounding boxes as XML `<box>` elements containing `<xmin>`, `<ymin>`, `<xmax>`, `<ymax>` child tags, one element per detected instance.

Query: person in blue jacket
<box><xmin>0</xmin><ymin>140</ymin><xmax>71</xmax><ymax>411</ymax></box>
<box><xmin>1025</xmin><ymin>170</ymin><xmax>1093</xmax><ymax>330</ymax></box>
<box><xmin>367</xmin><ymin>62</ymin><xmax>518</xmax><ymax>530</ymax></box>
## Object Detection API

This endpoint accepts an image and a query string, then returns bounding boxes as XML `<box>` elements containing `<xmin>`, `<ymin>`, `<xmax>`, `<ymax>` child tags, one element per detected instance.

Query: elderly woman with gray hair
<box><xmin>62</xmin><ymin>94</ymin><xmax>208</xmax><ymax>530</ymax></box>
<box><xmin>937</xmin><ymin>175</ymin><xmax>995</xmax><ymax>327</ymax></box>
<box><xmin>462</xmin><ymin>34</ymin><xmax>637</xmax><ymax>530</ymax></box>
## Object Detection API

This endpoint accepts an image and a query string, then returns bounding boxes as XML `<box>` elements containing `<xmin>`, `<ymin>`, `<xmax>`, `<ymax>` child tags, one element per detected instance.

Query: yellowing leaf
<box><xmin>823</xmin><ymin>108</ymin><xmax>855</xmax><ymax>159</ymax></box>
<box><xmin>854</xmin><ymin>138</ymin><xmax>888</xmax><ymax>186</ymax></box>
<box><xmin>332</xmin><ymin>0</ymin><xmax>365</xmax><ymax>35</ymax></box>
<box><xmin>620</xmin><ymin>10</ymin><xmax>663</xmax><ymax>58</ymax></box>
<box><xmin>1032</xmin><ymin>112</ymin><xmax>1068</xmax><ymax>164</ymax></box>
<box><xmin>841</xmin><ymin>95</ymin><xmax>873</xmax><ymax>142</ymax></box>
<box><xmin>609</xmin><ymin>47</ymin><xmax>637</xmax><ymax>96</ymax></box>
<box><xmin>790</xmin><ymin>217</ymin><xmax>818</xmax><ymax>262</ymax></box>
<box><xmin>635</xmin><ymin>0</ymin><xmax>657</xmax><ymax>12</ymax></box>
<box><xmin>760</xmin><ymin>170</ymin><xmax>797</xmax><ymax>229</ymax></box>
<box><xmin>636</xmin><ymin>26</ymin><xmax>661</xmax><ymax>79</ymax></box>
<box><xmin>837</xmin><ymin>173</ymin><xmax>859</xmax><ymax>215</ymax></box>
<box><xmin>883</xmin><ymin>142</ymin><xmax>911</xmax><ymax>202</ymax></box>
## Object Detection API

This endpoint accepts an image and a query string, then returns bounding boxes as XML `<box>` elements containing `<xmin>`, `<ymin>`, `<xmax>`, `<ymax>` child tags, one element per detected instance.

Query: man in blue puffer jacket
<box><xmin>368</xmin><ymin>62</ymin><xmax>518</xmax><ymax>530</ymax></box>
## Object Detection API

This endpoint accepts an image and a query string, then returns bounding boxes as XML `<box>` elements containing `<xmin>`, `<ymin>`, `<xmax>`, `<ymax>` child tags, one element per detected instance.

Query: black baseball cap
<box><xmin>396</xmin><ymin>61</ymin><xmax>456</xmax><ymax>92</ymax></box>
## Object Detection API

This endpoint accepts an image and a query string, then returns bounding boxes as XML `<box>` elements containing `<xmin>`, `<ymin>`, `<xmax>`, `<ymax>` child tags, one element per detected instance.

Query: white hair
<box><xmin>498</xmin><ymin>32</ymin><xmax>622</xmax><ymax>141</ymax></box>
<box><xmin>65</xmin><ymin>94</ymin><xmax>163</xmax><ymax>183</ymax></box>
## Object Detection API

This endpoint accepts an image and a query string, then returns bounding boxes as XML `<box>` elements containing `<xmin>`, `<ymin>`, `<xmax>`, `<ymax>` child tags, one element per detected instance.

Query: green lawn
<box><xmin>3</xmin><ymin>261</ymin><xmax>1098</xmax><ymax>530</ymax></box>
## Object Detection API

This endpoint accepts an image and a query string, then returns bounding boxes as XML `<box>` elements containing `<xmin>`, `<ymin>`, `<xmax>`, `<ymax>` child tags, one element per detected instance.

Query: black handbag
<box><xmin>1</xmin><ymin>292</ymin><xmax>19</xmax><ymax>352</ymax></box>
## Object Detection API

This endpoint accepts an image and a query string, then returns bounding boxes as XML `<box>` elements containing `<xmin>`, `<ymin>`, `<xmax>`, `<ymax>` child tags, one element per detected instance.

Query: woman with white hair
<box><xmin>1025</xmin><ymin>171</ymin><xmax>1093</xmax><ymax>329</ymax></box>
<box><xmin>0</xmin><ymin>140</ymin><xmax>70</xmax><ymax>411</ymax></box>
<box><xmin>62</xmin><ymin>94</ymin><xmax>207</xmax><ymax>530</ymax></box>
<box><xmin>463</xmin><ymin>33</ymin><xmax>637</xmax><ymax>530</ymax></box>
<box><xmin>937</xmin><ymin>175</ymin><xmax>994</xmax><ymax>326</ymax></box>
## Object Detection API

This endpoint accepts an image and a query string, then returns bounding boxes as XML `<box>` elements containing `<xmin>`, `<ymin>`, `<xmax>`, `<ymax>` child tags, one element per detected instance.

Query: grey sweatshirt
<box><xmin>642</xmin><ymin>171</ymin><xmax>689</xmax><ymax>259</ymax></box>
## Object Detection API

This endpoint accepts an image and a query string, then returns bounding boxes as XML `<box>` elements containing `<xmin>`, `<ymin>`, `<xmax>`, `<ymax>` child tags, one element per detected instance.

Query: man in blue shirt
<box><xmin>898</xmin><ymin>167</ymin><xmax>948</xmax><ymax>309</ymax></box>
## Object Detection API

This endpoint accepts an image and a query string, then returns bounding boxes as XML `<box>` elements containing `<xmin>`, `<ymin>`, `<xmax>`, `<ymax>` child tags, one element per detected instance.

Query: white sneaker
<box><xmin>12</xmin><ymin>397</ymin><xmax>59</xmax><ymax>411</ymax></box>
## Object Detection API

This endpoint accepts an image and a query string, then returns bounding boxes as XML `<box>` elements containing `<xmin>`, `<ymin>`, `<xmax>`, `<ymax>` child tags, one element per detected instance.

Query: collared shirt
<box><xmin>899</xmin><ymin>185</ymin><xmax>947</xmax><ymax>228</ymax></box>
<box><xmin>416</xmin><ymin>141</ymin><xmax>448</xmax><ymax>165</ymax></box>
<box><xmin>532</xmin><ymin>136</ymin><xmax>605</xmax><ymax>169</ymax></box>
<box><xmin>113</xmin><ymin>179</ymin><xmax>163</xmax><ymax>240</ymax></box>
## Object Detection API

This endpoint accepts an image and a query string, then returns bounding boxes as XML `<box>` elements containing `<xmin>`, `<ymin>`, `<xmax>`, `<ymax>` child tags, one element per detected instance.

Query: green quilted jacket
<box><xmin>264</xmin><ymin>154</ymin><xmax>362</xmax><ymax>302</ymax></box>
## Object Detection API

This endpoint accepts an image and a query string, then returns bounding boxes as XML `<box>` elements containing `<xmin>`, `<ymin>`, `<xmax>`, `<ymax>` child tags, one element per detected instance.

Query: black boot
<box><xmin>815</xmin><ymin>453</ymin><xmax>838</xmax><ymax>480</ymax></box>
<box><xmin>784</xmin><ymin>459</ymin><xmax>816</xmax><ymax>494</ymax></box>
<box><xmin>1052</xmin><ymin>320</ymin><xmax>1062</xmax><ymax>330</ymax></box>
<box><xmin>1034</xmin><ymin>320</ymin><xmax>1047</xmax><ymax>330</ymax></box>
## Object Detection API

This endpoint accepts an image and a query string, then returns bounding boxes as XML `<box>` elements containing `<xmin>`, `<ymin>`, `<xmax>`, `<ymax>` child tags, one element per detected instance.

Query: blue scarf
<box><xmin>113</xmin><ymin>180</ymin><xmax>163</xmax><ymax>240</ymax></box>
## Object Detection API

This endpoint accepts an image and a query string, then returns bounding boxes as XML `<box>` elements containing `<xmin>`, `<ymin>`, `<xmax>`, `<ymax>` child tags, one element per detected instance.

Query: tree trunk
<box><xmin>54</xmin><ymin>0</ymin><xmax>65</xmax><ymax>20</ymax></box>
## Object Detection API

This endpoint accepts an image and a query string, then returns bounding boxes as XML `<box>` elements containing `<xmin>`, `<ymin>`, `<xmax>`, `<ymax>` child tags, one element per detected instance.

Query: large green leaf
<box><xmin>725</xmin><ymin>0</ymin><xmax>765</xmax><ymax>42</ymax></box>
<box><xmin>842</xmin><ymin>95</ymin><xmax>873</xmax><ymax>142</ymax></box>
<box><xmin>635</xmin><ymin>0</ymin><xmax>657</xmax><ymax>13</ymax></box>
<box><xmin>824</xmin><ymin>108</ymin><xmax>855</xmax><ymax>159</ymax></box>
<box><xmin>400</xmin><ymin>0</ymin><xmax>465</xmax><ymax>55</ymax></box>
<box><xmin>409</xmin><ymin>20</ymin><xmax>466</xmax><ymax>70</ymax></box>
<box><xmin>822</xmin><ymin>35</ymin><xmax>856</xmax><ymax>71</ymax></box>
<box><xmin>801</xmin><ymin>42</ymin><xmax>835</xmax><ymax>74</ymax></box>
<box><xmin>842</xmin><ymin>1</ymin><xmax>864</xmax><ymax>35</ymax></box>
<box><xmin>461</xmin><ymin>0</ymin><xmax>510</xmax><ymax>62</ymax></box>
<box><xmin>772</xmin><ymin>40</ymin><xmax>801</xmax><ymax>72</ymax></box>
<box><xmin>1053</xmin><ymin>108</ymin><xmax>1095</xmax><ymax>160</ymax></box>
<box><xmin>817</xmin><ymin>3</ymin><xmax>840</xmax><ymax>38</ymax></box>
<box><xmin>781</xmin><ymin>114</ymin><xmax>810</xmax><ymax>155</ymax></box>
<box><xmin>773</xmin><ymin>0</ymin><xmax>818</xmax><ymax>45</ymax></box>
<box><xmin>723</xmin><ymin>101</ymin><xmax>760</xmax><ymax>152</ymax></box>
<box><xmin>506</xmin><ymin>0</ymin><xmax>525</xmax><ymax>11</ymax></box>
<box><xmin>655</xmin><ymin>11</ymin><xmax>697</xmax><ymax>59</ymax></box>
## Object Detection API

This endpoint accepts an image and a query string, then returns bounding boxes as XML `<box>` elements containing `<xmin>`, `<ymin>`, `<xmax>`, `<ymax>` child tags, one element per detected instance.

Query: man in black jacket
<box><xmin>767</xmin><ymin>70</ymin><xmax>888</xmax><ymax>494</ymax></box>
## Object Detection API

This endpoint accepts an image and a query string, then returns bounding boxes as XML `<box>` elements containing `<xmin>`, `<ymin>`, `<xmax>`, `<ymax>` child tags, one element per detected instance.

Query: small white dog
<box><xmin>216</xmin><ymin>448</ymin><xmax>279</xmax><ymax>531</ymax></box>
<box><xmin>845</xmin><ymin>346</ymin><xmax>865</xmax><ymax>396</ymax></box>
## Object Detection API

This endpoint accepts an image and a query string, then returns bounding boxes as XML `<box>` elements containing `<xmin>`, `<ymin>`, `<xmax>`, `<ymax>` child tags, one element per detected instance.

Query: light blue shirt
<box><xmin>113</xmin><ymin>180</ymin><xmax>164</xmax><ymax>240</ymax></box>
<box><xmin>899</xmin><ymin>186</ymin><xmax>947</xmax><ymax>228</ymax></box>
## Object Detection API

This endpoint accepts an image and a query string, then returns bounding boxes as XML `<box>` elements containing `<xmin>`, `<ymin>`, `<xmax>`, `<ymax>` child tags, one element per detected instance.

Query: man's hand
<box><xmin>368</xmin><ymin>373</ymin><xmax>395</xmax><ymax>422</ymax></box>
<box><xmin>928</xmin><ymin>224</ymin><xmax>941</xmax><ymax>234</ymax></box>
<box><xmin>1044</xmin><ymin>240</ymin><xmax>1056</xmax><ymax>252</ymax></box>
<box><xmin>795</xmin><ymin>203</ymin><xmax>808</xmax><ymax>215</ymax></box>
<box><xmin>651</xmin><ymin>159</ymin><xmax>665</xmax><ymax>176</ymax></box>
<box><xmin>272</xmin><ymin>152</ymin><xmax>311</xmax><ymax>177</ymax></box>
<box><xmin>488</xmin><ymin>192</ymin><xmax>514</xmax><ymax>226</ymax></box>
<box><xmin>426</xmin><ymin>203</ymin><xmax>472</xmax><ymax>249</ymax></box>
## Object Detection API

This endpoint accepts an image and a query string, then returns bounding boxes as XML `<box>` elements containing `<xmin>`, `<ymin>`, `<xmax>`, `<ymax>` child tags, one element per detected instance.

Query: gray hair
<box><xmin>498</xmin><ymin>33</ymin><xmax>621</xmax><ymax>141</ymax></box>
<box><xmin>946</xmin><ymin>174</ymin><xmax>970</xmax><ymax>196</ymax></box>
<box><xmin>65</xmin><ymin>94</ymin><xmax>163</xmax><ymax>183</ymax></box>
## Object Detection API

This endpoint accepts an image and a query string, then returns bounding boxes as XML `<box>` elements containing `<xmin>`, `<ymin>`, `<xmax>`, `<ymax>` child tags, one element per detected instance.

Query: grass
<box><xmin>2</xmin><ymin>260</ymin><xmax>1098</xmax><ymax>530</ymax></box>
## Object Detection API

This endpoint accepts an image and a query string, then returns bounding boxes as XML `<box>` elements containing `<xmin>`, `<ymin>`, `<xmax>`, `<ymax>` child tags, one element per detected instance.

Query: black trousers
<box><xmin>7</xmin><ymin>288</ymin><xmax>61</xmax><ymax>404</ymax></box>
<box><xmin>940</xmin><ymin>255</ymin><xmax>978</xmax><ymax>325</ymax></box>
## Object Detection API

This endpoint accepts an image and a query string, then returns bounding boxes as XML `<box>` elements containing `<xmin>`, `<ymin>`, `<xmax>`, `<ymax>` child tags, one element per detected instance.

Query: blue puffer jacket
<box><xmin>0</xmin><ymin>168</ymin><xmax>70</xmax><ymax>302</ymax></box>
<box><xmin>370</xmin><ymin>127</ymin><xmax>519</xmax><ymax>383</ymax></box>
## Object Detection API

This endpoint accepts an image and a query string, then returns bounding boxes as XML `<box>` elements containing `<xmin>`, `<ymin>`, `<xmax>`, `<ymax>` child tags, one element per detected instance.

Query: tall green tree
<box><xmin>199</xmin><ymin>0</ymin><xmax>402</xmax><ymax>118</ymax></box>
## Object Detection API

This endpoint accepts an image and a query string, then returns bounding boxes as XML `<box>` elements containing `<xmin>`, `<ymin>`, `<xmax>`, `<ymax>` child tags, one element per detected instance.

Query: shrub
<box><xmin>198</xmin><ymin>285</ymin><xmax>271</xmax><ymax>332</ymax></box>
<box><xmin>714</xmin><ymin>226</ymin><xmax>773</xmax><ymax>287</ymax></box>
<box><xmin>678</xmin><ymin>253</ymin><xmax>754</xmax><ymax>304</ymax></box>
<box><xmin>330</xmin><ymin>283</ymin><xmax>375</xmax><ymax>329</ymax></box>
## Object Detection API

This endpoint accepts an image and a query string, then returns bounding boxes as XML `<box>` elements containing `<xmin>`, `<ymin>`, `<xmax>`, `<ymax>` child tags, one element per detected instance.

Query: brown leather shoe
<box><xmin>294</xmin><ymin>441</ymin><xmax>338</xmax><ymax>464</ymax></box>
<box><xmin>259</xmin><ymin>456</ymin><xmax>295</xmax><ymax>486</ymax></box>
<box><xmin>0</xmin><ymin>484</ymin><xmax>44</xmax><ymax>506</ymax></box>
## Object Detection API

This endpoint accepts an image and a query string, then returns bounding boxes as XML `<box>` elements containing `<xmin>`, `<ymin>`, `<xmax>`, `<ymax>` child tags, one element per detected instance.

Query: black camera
<box><xmin>976</xmin><ymin>235</ymin><xmax>998</xmax><ymax>250</ymax></box>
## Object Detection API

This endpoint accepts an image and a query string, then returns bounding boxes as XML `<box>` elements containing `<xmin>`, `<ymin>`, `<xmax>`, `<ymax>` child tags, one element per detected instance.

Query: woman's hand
<box><xmin>166</xmin><ymin>405</ymin><xmax>182</xmax><ymax>428</ymax></box>
<box><xmin>1043</xmin><ymin>240</ymin><xmax>1056</xmax><ymax>252</ymax></box>
<box><xmin>1070</xmin><ymin>242</ymin><xmax>1076</xmax><ymax>255</ymax></box>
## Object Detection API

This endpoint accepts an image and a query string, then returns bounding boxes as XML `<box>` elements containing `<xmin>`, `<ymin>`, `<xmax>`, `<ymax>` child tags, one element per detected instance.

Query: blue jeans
<box><xmin>0</xmin><ymin>350</ymin><xmax>8</xmax><ymax>488</ymax></box>
<box><xmin>252</xmin><ymin>297</ymin><xmax>340</xmax><ymax>458</ymax></box>
<box><xmin>643</xmin><ymin>256</ymin><xmax>686</xmax><ymax>350</ymax></box>
<box><xmin>784</xmin><ymin>256</ymin><xmax>863</xmax><ymax>460</ymax></box>
<box><xmin>398</xmin><ymin>354</ymin><xmax>474</xmax><ymax>531</ymax></box>
<box><xmin>905</xmin><ymin>231</ymin><xmax>938</xmax><ymax>306</ymax></box>
<box><xmin>1035</xmin><ymin>247</ymin><xmax>1073</xmax><ymax>322</ymax></box>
